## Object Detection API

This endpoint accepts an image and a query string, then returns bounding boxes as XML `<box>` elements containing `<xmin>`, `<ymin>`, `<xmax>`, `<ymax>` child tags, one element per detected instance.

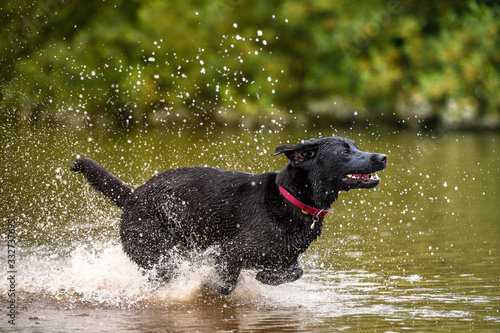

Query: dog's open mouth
<box><xmin>341</xmin><ymin>172</ymin><xmax>381</xmax><ymax>189</ymax></box>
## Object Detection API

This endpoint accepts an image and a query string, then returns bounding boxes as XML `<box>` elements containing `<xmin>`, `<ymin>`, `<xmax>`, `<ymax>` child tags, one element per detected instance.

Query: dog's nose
<box><xmin>372</xmin><ymin>153</ymin><xmax>387</xmax><ymax>168</ymax></box>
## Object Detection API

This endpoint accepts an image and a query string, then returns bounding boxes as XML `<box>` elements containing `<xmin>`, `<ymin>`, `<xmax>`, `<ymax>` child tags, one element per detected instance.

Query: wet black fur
<box><xmin>71</xmin><ymin>136</ymin><xmax>387</xmax><ymax>294</ymax></box>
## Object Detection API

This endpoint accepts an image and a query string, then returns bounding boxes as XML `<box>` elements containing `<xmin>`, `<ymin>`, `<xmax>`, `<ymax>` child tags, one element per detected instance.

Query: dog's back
<box><xmin>122</xmin><ymin>166</ymin><xmax>280</xmax><ymax>250</ymax></box>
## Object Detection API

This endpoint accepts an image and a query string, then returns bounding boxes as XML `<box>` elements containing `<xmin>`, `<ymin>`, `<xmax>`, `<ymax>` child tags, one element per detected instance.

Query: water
<box><xmin>1</xmin><ymin>124</ymin><xmax>499</xmax><ymax>332</ymax></box>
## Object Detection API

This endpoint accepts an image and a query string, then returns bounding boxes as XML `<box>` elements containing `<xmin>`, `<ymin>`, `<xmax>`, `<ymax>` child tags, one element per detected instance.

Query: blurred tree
<box><xmin>0</xmin><ymin>0</ymin><xmax>498</xmax><ymax>129</ymax></box>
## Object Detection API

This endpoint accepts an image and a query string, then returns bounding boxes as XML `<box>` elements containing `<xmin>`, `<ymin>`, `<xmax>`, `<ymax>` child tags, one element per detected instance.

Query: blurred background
<box><xmin>1</xmin><ymin>2</ymin><xmax>500</xmax><ymax>331</ymax></box>
<box><xmin>1</xmin><ymin>0</ymin><xmax>498</xmax><ymax>130</ymax></box>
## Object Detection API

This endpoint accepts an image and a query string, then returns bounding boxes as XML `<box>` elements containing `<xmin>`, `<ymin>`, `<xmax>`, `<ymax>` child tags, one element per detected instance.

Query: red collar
<box><xmin>278</xmin><ymin>186</ymin><xmax>328</xmax><ymax>218</ymax></box>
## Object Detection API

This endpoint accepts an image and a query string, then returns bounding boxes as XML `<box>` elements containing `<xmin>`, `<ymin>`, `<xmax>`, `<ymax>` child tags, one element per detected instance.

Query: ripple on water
<box><xmin>3</xmin><ymin>243</ymin><xmax>497</xmax><ymax>329</ymax></box>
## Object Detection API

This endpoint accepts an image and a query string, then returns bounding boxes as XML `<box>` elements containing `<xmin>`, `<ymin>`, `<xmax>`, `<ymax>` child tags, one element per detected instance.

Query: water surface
<box><xmin>1</xmin><ymin>124</ymin><xmax>498</xmax><ymax>332</ymax></box>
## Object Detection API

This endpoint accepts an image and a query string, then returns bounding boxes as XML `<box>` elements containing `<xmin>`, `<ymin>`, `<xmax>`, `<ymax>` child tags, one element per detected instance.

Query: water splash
<box><xmin>7</xmin><ymin>242</ymin><xmax>267</xmax><ymax>310</ymax></box>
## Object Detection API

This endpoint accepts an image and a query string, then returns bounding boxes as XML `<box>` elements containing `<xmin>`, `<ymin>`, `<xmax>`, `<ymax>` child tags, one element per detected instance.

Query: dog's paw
<box><xmin>256</xmin><ymin>266</ymin><xmax>303</xmax><ymax>286</ymax></box>
<box><xmin>256</xmin><ymin>270</ymin><xmax>283</xmax><ymax>286</ymax></box>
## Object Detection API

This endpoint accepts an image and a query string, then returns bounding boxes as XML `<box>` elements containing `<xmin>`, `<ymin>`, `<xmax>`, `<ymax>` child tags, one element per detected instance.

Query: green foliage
<box><xmin>1</xmin><ymin>0</ymin><xmax>498</xmax><ymax>129</ymax></box>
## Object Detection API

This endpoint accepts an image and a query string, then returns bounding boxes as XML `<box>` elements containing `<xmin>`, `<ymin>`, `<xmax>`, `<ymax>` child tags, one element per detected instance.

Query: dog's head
<box><xmin>272</xmin><ymin>136</ymin><xmax>387</xmax><ymax>193</ymax></box>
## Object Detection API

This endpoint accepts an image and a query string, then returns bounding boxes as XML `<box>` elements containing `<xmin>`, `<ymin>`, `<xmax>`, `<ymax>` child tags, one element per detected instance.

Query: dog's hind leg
<box><xmin>120</xmin><ymin>211</ymin><xmax>183</xmax><ymax>284</ymax></box>
<box><xmin>147</xmin><ymin>248</ymin><xmax>188</xmax><ymax>285</ymax></box>
<box><xmin>255</xmin><ymin>258</ymin><xmax>304</xmax><ymax>286</ymax></box>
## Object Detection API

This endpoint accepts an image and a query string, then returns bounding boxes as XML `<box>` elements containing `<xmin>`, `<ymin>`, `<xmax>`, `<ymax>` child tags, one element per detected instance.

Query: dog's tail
<box><xmin>71</xmin><ymin>158</ymin><xmax>133</xmax><ymax>208</ymax></box>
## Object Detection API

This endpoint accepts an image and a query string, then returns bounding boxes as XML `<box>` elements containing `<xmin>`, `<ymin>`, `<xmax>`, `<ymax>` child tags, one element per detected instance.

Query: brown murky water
<box><xmin>1</xmin><ymin>124</ymin><xmax>498</xmax><ymax>332</ymax></box>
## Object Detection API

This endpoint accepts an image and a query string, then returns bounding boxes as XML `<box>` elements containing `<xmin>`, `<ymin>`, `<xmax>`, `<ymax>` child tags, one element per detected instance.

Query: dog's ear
<box><xmin>271</xmin><ymin>140</ymin><xmax>319</xmax><ymax>164</ymax></box>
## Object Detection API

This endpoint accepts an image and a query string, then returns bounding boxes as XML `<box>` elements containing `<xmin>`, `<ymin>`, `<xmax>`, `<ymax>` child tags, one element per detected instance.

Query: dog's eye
<box><xmin>341</xmin><ymin>149</ymin><xmax>350</xmax><ymax>155</ymax></box>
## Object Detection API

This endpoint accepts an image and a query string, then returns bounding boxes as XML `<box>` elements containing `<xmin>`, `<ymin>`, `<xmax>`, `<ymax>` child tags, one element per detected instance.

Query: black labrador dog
<box><xmin>71</xmin><ymin>136</ymin><xmax>387</xmax><ymax>294</ymax></box>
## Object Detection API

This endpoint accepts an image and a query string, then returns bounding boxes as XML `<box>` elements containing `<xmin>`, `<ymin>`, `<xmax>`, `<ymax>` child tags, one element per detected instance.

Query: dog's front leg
<box><xmin>205</xmin><ymin>257</ymin><xmax>242</xmax><ymax>295</ymax></box>
<box><xmin>256</xmin><ymin>258</ymin><xmax>303</xmax><ymax>286</ymax></box>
